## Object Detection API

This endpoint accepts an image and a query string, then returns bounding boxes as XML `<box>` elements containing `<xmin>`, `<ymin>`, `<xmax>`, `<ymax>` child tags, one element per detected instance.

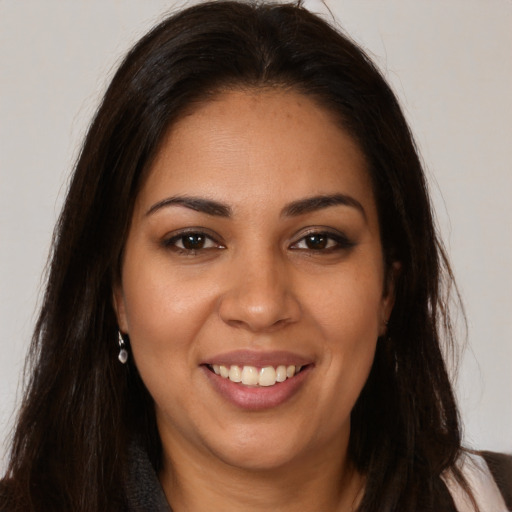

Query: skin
<box><xmin>114</xmin><ymin>89</ymin><xmax>396</xmax><ymax>511</ymax></box>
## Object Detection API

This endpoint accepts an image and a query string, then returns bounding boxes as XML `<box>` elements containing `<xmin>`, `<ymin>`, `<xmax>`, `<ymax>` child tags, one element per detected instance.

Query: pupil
<box><xmin>182</xmin><ymin>234</ymin><xmax>205</xmax><ymax>250</ymax></box>
<box><xmin>306</xmin><ymin>235</ymin><xmax>327</xmax><ymax>250</ymax></box>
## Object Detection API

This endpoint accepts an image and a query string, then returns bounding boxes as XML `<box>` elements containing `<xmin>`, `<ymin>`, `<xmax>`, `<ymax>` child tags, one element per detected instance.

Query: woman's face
<box><xmin>114</xmin><ymin>89</ymin><xmax>395</xmax><ymax>472</ymax></box>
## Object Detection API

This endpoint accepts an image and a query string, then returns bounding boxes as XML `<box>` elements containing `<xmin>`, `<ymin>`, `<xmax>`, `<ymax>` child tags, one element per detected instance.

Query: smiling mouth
<box><xmin>206</xmin><ymin>364</ymin><xmax>307</xmax><ymax>387</ymax></box>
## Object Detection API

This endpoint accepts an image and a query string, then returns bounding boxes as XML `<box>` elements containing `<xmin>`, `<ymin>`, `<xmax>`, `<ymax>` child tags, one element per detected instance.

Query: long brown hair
<box><xmin>2</xmin><ymin>2</ymin><xmax>471</xmax><ymax>510</ymax></box>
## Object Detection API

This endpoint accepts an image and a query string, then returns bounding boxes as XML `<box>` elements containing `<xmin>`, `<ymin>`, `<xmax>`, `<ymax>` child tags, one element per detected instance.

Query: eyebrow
<box><xmin>146</xmin><ymin>193</ymin><xmax>366</xmax><ymax>220</ymax></box>
<box><xmin>146</xmin><ymin>195</ymin><xmax>232</xmax><ymax>217</ymax></box>
<box><xmin>281</xmin><ymin>194</ymin><xmax>366</xmax><ymax>220</ymax></box>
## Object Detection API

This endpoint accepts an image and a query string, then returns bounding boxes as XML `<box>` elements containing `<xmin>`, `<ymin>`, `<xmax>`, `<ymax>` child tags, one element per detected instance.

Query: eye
<box><xmin>163</xmin><ymin>230</ymin><xmax>224</xmax><ymax>254</ymax></box>
<box><xmin>290</xmin><ymin>230</ymin><xmax>354</xmax><ymax>252</ymax></box>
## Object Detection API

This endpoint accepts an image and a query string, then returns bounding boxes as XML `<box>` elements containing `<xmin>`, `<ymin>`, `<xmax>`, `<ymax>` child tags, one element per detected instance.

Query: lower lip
<box><xmin>202</xmin><ymin>366</ymin><xmax>312</xmax><ymax>411</ymax></box>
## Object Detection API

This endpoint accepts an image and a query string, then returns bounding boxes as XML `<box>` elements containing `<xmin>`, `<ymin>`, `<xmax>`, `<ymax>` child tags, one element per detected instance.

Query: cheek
<box><xmin>305</xmin><ymin>267</ymin><xmax>384</xmax><ymax>345</ymax></box>
<box><xmin>121</xmin><ymin>254</ymin><xmax>212</xmax><ymax>337</ymax></box>
<box><xmin>120</xmin><ymin>274</ymin><xmax>209</xmax><ymax>417</ymax></box>
<box><xmin>119</xmin><ymin>258</ymin><xmax>215</xmax><ymax>383</ymax></box>
<box><xmin>320</xmin><ymin>288</ymin><xmax>380</xmax><ymax>390</ymax></box>
<box><xmin>301</xmin><ymin>268</ymin><xmax>383</xmax><ymax>410</ymax></box>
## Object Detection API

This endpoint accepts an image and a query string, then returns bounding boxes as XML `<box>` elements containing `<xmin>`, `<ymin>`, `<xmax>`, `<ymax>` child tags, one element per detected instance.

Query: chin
<box><xmin>206</xmin><ymin>425</ymin><xmax>307</xmax><ymax>472</ymax></box>
<box><xmin>217</xmin><ymin>446</ymin><xmax>300</xmax><ymax>473</ymax></box>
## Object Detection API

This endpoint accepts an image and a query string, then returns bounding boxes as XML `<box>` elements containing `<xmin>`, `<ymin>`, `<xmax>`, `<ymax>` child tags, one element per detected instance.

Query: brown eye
<box><xmin>304</xmin><ymin>234</ymin><xmax>328</xmax><ymax>250</ymax></box>
<box><xmin>290</xmin><ymin>230</ymin><xmax>355</xmax><ymax>252</ymax></box>
<box><xmin>180</xmin><ymin>233</ymin><xmax>206</xmax><ymax>250</ymax></box>
<box><xmin>164</xmin><ymin>230</ymin><xmax>224</xmax><ymax>254</ymax></box>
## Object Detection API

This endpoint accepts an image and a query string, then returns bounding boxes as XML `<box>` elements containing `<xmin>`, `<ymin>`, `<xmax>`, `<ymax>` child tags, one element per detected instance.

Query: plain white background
<box><xmin>1</xmin><ymin>0</ymin><xmax>511</xmax><ymax>471</ymax></box>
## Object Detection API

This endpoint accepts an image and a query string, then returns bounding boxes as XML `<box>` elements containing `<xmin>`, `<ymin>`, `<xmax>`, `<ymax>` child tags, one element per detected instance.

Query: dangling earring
<box><xmin>118</xmin><ymin>331</ymin><xmax>129</xmax><ymax>364</ymax></box>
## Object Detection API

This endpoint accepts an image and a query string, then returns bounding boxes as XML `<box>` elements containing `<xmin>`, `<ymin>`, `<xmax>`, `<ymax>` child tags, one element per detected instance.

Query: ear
<box><xmin>113</xmin><ymin>283</ymin><xmax>129</xmax><ymax>334</ymax></box>
<box><xmin>379</xmin><ymin>261</ymin><xmax>401</xmax><ymax>337</ymax></box>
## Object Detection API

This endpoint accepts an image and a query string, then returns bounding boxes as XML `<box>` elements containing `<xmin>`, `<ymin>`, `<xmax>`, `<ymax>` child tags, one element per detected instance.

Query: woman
<box><xmin>1</xmin><ymin>1</ymin><xmax>510</xmax><ymax>511</ymax></box>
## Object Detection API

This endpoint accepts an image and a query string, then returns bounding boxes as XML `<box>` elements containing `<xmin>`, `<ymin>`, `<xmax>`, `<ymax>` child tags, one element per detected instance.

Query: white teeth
<box><xmin>259</xmin><ymin>366</ymin><xmax>277</xmax><ymax>386</ymax></box>
<box><xmin>241</xmin><ymin>365</ymin><xmax>259</xmax><ymax>385</ymax></box>
<box><xmin>228</xmin><ymin>365</ymin><xmax>242</xmax><ymax>382</ymax></box>
<box><xmin>214</xmin><ymin>364</ymin><xmax>303</xmax><ymax>387</ymax></box>
<box><xmin>276</xmin><ymin>365</ymin><xmax>287</xmax><ymax>382</ymax></box>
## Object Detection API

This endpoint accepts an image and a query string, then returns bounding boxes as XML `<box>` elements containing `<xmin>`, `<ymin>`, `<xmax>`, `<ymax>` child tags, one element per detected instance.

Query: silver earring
<box><xmin>118</xmin><ymin>331</ymin><xmax>128</xmax><ymax>364</ymax></box>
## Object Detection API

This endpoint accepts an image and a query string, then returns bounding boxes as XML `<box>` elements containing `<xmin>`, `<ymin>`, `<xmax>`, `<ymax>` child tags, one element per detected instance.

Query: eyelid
<box><xmin>289</xmin><ymin>227</ymin><xmax>355</xmax><ymax>250</ymax></box>
<box><xmin>162</xmin><ymin>227</ymin><xmax>225</xmax><ymax>251</ymax></box>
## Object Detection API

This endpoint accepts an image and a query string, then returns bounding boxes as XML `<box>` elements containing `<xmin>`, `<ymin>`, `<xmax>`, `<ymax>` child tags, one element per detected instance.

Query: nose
<box><xmin>218</xmin><ymin>251</ymin><xmax>301</xmax><ymax>333</ymax></box>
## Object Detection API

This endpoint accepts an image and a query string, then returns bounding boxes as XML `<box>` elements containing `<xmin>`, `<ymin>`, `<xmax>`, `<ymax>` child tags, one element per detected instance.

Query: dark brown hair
<box><xmin>2</xmin><ymin>2</ymin><xmax>471</xmax><ymax>510</ymax></box>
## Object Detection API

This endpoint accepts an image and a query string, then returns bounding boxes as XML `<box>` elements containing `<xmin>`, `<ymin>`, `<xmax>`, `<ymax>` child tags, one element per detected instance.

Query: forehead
<box><xmin>136</xmin><ymin>88</ymin><xmax>376</xmax><ymax>220</ymax></box>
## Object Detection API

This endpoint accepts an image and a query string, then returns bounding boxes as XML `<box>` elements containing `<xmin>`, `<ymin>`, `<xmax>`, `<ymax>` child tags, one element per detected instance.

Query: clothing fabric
<box><xmin>444</xmin><ymin>452</ymin><xmax>511</xmax><ymax>511</ymax></box>
<box><xmin>124</xmin><ymin>444</ymin><xmax>512</xmax><ymax>511</ymax></box>
<box><xmin>124</xmin><ymin>444</ymin><xmax>171</xmax><ymax>512</ymax></box>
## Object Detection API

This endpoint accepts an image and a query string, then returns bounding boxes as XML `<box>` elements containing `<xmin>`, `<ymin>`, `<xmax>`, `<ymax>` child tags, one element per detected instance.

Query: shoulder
<box><xmin>443</xmin><ymin>451</ymin><xmax>512</xmax><ymax>512</ymax></box>
<box><xmin>481</xmin><ymin>451</ymin><xmax>512</xmax><ymax>510</ymax></box>
<box><xmin>124</xmin><ymin>443</ymin><xmax>171</xmax><ymax>512</ymax></box>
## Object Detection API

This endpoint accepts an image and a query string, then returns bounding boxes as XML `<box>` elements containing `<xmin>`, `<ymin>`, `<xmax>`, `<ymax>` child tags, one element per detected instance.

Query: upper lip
<box><xmin>202</xmin><ymin>349</ymin><xmax>313</xmax><ymax>368</ymax></box>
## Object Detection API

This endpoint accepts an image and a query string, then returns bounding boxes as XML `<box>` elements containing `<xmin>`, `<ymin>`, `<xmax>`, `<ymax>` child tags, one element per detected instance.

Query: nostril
<box><xmin>217</xmin><ymin>278</ymin><xmax>302</xmax><ymax>333</ymax></box>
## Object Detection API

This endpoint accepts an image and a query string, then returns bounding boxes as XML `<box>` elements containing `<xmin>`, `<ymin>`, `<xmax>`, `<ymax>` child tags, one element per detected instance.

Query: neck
<box><xmin>159</xmin><ymin>436</ymin><xmax>364</xmax><ymax>512</ymax></box>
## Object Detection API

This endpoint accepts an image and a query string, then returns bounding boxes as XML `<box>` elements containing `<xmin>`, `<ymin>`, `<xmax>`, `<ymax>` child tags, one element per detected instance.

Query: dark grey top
<box><xmin>123</xmin><ymin>446</ymin><xmax>512</xmax><ymax>512</ymax></box>
<box><xmin>124</xmin><ymin>444</ymin><xmax>172</xmax><ymax>512</ymax></box>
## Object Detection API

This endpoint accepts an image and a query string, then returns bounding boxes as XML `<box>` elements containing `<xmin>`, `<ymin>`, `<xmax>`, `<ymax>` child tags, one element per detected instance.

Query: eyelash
<box><xmin>289</xmin><ymin>230</ymin><xmax>355</xmax><ymax>252</ymax></box>
<box><xmin>162</xmin><ymin>229</ymin><xmax>225</xmax><ymax>255</ymax></box>
<box><xmin>162</xmin><ymin>229</ymin><xmax>354</xmax><ymax>255</ymax></box>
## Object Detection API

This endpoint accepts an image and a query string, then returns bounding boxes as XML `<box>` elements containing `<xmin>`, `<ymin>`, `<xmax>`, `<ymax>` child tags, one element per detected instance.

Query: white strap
<box><xmin>443</xmin><ymin>453</ymin><xmax>508</xmax><ymax>512</ymax></box>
